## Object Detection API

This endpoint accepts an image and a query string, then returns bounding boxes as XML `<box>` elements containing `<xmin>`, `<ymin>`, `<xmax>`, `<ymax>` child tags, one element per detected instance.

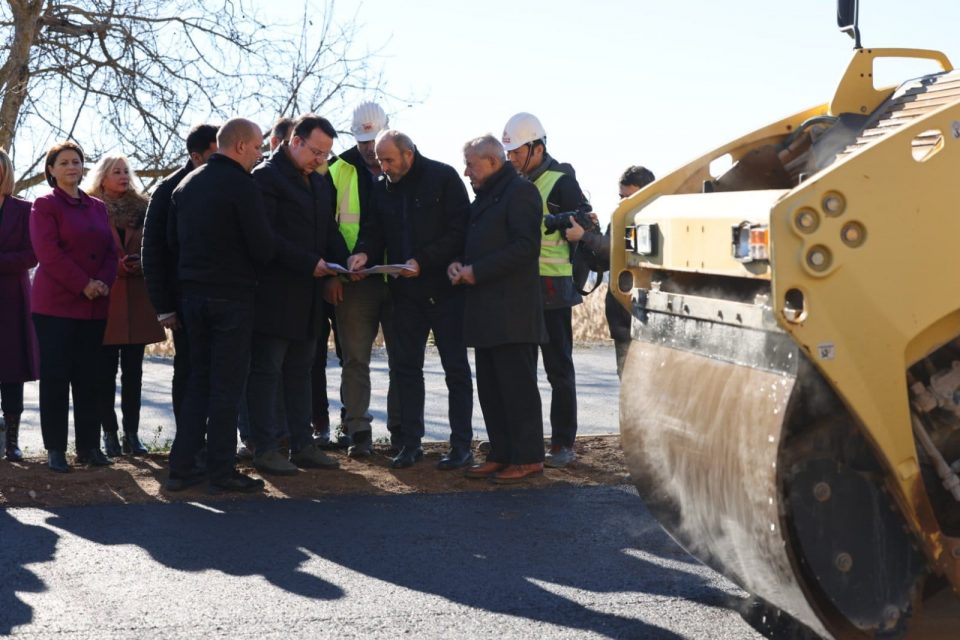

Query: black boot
<box><xmin>122</xmin><ymin>431</ymin><xmax>148</xmax><ymax>456</ymax></box>
<box><xmin>75</xmin><ymin>448</ymin><xmax>113</xmax><ymax>466</ymax></box>
<box><xmin>103</xmin><ymin>430</ymin><xmax>122</xmax><ymax>457</ymax></box>
<box><xmin>4</xmin><ymin>414</ymin><xmax>23</xmax><ymax>462</ymax></box>
<box><xmin>47</xmin><ymin>450</ymin><xmax>69</xmax><ymax>473</ymax></box>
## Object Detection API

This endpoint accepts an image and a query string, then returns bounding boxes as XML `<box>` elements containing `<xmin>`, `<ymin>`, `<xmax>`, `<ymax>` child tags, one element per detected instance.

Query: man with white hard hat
<box><xmin>501</xmin><ymin>112</ymin><xmax>590</xmax><ymax>469</ymax></box>
<box><xmin>322</xmin><ymin>101</ymin><xmax>401</xmax><ymax>457</ymax></box>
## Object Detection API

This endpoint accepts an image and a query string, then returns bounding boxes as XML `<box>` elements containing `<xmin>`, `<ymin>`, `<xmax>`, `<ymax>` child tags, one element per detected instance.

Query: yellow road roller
<box><xmin>611</xmin><ymin>2</ymin><xmax>960</xmax><ymax>637</ymax></box>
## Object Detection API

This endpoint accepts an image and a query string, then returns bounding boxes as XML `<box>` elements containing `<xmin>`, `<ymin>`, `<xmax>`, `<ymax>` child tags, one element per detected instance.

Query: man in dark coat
<box><xmin>567</xmin><ymin>165</ymin><xmax>655</xmax><ymax>377</ymax></box>
<box><xmin>246</xmin><ymin>114</ymin><xmax>348</xmax><ymax>475</ymax></box>
<box><xmin>165</xmin><ymin>118</ymin><xmax>275</xmax><ymax>494</ymax></box>
<box><xmin>450</xmin><ymin>134</ymin><xmax>546</xmax><ymax>484</ymax></box>
<box><xmin>349</xmin><ymin>130</ymin><xmax>473</xmax><ymax>470</ymax></box>
<box><xmin>141</xmin><ymin>123</ymin><xmax>218</xmax><ymax>423</ymax></box>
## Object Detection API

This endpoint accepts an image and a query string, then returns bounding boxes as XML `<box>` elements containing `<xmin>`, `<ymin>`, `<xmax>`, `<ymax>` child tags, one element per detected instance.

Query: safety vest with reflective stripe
<box><xmin>534</xmin><ymin>170</ymin><xmax>572</xmax><ymax>277</ymax></box>
<box><xmin>328</xmin><ymin>160</ymin><xmax>362</xmax><ymax>252</ymax></box>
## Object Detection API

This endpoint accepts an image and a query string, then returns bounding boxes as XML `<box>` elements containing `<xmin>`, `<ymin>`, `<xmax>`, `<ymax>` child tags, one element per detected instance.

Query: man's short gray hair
<box><xmin>462</xmin><ymin>135</ymin><xmax>505</xmax><ymax>163</ymax></box>
<box><xmin>375</xmin><ymin>129</ymin><xmax>416</xmax><ymax>154</ymax></box>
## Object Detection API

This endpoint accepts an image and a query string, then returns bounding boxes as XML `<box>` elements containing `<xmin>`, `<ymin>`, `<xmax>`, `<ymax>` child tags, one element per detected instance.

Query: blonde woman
<box><xmin>0</xmin><ymin>148</ymin><xmax>38</xmax><ymax>462</ymax></box>
<box><xmin>82</xmin><ymin>155</ymin><xmax>164</xmax><ymax>456</ymax></box>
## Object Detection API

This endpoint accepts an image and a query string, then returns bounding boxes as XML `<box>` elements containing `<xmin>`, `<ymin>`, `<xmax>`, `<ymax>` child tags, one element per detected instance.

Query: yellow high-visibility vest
<box><xmin>534</xmin><ymin>170</ymin><xmax>572</xmax><ymax>277</ymax></box>
<box><xmin>328</xmin><ymin>160</ymin><xmax>362</xmax><ymax>252</ymax></box>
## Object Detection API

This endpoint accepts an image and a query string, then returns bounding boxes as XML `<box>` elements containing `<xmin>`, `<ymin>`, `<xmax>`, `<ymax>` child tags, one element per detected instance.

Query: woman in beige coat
<box><xmin>83</xmin><ymin>155</ymin><xmax>165</xmax><ymax>456</ymax></box>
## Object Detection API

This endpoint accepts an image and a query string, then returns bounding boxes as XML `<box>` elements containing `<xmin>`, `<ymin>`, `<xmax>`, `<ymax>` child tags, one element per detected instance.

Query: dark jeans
<box><xmin>247</xmin><ymin>333</ymin><xmax>317</xmax><ymax>454</ymax></box>
<box><xmin>171</xmin><ymin>325</ymin><xmax>190</xmax><ymax>426</ymax></box>
<box><xmin>392</xmin><ymin>293</ymin><xmax>473</xmax><ymax>449</ymax></box>
<box><xmin>97</xmin><ymin>344</ymin><xmax>146</xmax><ymax>434</ymax></box>
<box><xmin>311</xmin><ymin>301</ymin><xmax>341</xmax><ymax>428</ymax></box>
<box><xmin>169</xmin><ymin>295</ymin><xmax>252</xmax><ymax>479</ymax></box>
<box><xmin>0</xmin><ymin>382</ymin><xmax>24</xmax><ymax>416</ymax></box>
<box><xmin>541</xmin><ymin>307</ymin><xmax>577</xmax><ymax>447</ymax></box>
<box><xmin>475</xmin><ymin>343</ymin><xmax>544</xmax><ymax>465</ymax></box>
<box><xmin>32</xmin><ymin>314</ymin><xmax>106</xmax><ymax>453</ymax></box>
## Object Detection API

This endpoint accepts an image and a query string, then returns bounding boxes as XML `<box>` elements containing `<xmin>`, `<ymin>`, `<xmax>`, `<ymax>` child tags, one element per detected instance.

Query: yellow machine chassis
<box><xmin>612</xmin><ymin>49</ymin><xmax>960</xmax><ymax>594</ymax></box>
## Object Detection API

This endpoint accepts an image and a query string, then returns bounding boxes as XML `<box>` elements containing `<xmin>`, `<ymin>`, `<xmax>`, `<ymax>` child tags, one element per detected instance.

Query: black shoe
<box><xmin>437</xmin><ymin>447</ymin><xmax>474</xmax><ymax>470</ymax></box>
<box><xmin>209</xmin><ymin>470</ymin><xmax>265</xmax><ymax>494</ymax></box>
<box><xmin>165</xmin><ymin>470</ymin><xmax>205</xmax><ymax>492</ymax></box>
<box><xmin>102</xmin><ymin>431</ymin><xmax>122</xmax><ymax>457</ymax></box>
<box><xmin>319</xmin><ymin>425</ymin><xmax>350</xmax><ymax>450</ymax></box>
<box><xmin>47</xmin><ymin>450</ymin><xmax>69</xmax><ymax>473</ymax></box>
<box><xmin>391</xmin><ymin>446</ymin><xmax>424</xmax><ymax>469</ymax></box>
<box><xmin>347</xmin><ymin>430</ymin><xmax>372</xmax><ymax>459</ymax></box>
<box><xmin>76</xmin><ymin>448</ymin><xmax>114</xmax><ymax>466</ymax></box>
<box><xmin>122</xmin><ymin>432</ymin><xmax>148</xmax><ymax>456</ymax></box>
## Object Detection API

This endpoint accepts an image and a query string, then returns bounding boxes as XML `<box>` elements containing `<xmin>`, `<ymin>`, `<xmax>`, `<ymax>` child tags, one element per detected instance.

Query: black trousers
<box><xmin>541</xmin><ymin>307</ymin><xmax>577</xmax><ymax>447</ymax></box>
<box><xmin>171</xmin><ymin>324</ymin><xmax>190</xmax><ymax>426</ymax></box>
<box><xmin>169</xmin><ymin>295</ymin><xmax>252</xmax><ymax>479</ymax></box>
<box><xmin>475</xmin><ymin>342</ymin><xmax>544</xmax><ymax>465</ymax></box>
<box><xmin>393</xmin><ymin>293</ymin><xmax>473</xmax><ymax>449</ymax></box>
<box><xmin>97</xmin><ymin>344</ymin><xmax>146</xmax><ymax>434</ymax></box>
<box><xmin>32</xmin><ymin>314</ymin><xmax>106</xmax><ymax>452</ymax></box>
<box><xmin>247</xmin><ymin>333</ymin><xmax>317</xmax><ymax>454</ymax></box>
<box><xmin>0</xmin><ymin>383</ymin><xmax>24</xmax><ymax>416</ymax></box>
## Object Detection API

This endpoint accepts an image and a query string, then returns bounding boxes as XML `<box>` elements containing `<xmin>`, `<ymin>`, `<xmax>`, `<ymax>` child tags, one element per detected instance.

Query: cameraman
<box><xmin>565</xmin><ymin>165</ymin><xmax>655</xmax><ymax>378</ymax></box>
<box><xmin>501</xmin><ymin>112</ymin><xmax>590</xmax><ymax>469</ymax></box>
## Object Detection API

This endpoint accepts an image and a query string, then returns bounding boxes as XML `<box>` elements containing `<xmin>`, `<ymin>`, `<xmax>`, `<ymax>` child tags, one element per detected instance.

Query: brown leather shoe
<box><xmin>464</xmin><ymin>461</ymin><xmax>507</xmax><ymax>479</ymax></box>
<box><xmin>492</xmin><ymin>463</ymin><xmax>544</xmax><ymax>484</ymax></box>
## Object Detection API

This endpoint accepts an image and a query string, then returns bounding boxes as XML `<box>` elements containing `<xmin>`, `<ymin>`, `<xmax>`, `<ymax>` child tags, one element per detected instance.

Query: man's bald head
<box><xmin>217</xmin><ymin>118</ymin><xmax>263</xmax><ymax>172</ymax></box>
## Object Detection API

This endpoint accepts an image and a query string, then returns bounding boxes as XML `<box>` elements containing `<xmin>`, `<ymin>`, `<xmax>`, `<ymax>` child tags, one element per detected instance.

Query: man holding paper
<box><xmin>348</xmin><ymin>130</ymin><xmax>474</xmax><ymax>470</ymax></box>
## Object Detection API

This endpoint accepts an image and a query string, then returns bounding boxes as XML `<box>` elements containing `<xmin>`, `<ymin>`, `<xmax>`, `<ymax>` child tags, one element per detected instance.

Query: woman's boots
<box><xmin>3</xmin><ymin>414</ymin><xmax>23</xmax><ymax>462</ymax></box>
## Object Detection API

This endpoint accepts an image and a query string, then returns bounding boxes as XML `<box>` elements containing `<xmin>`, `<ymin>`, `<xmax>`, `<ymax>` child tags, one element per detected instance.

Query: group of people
<box><xmin>0</xmin><ymin>100</ymin><xmax>654</xmax><ymax>492</ymax></box>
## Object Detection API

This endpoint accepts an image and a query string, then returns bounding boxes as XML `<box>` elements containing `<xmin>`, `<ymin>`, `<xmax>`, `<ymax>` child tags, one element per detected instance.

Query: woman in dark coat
<box><xmin>31</xmin><ymin>141</ymin><xmax>118</xmax><ymax>472</ymax></box>
<box><xmin>82</xmin><ymin>155</ymin><xmax>165</xmax><ymax>456</ymax></box>
<box><xmin>0</xmin><ymin>148</ymin><xmax>39</xmax><ymax>462</ymax></box>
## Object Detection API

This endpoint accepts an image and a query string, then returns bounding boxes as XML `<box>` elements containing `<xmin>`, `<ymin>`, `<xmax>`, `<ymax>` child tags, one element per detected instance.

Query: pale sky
<box><xmin>291</xmin><ymin>0</ymin><xmax>960</xmax><ymax>223</ymax></box>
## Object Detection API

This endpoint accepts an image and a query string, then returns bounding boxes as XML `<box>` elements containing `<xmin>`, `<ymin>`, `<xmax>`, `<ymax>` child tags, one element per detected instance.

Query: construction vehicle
<box><xmin>610</xmin><ymin>1</ymin><xmax>960</xmax><ymax>637</ymax></box>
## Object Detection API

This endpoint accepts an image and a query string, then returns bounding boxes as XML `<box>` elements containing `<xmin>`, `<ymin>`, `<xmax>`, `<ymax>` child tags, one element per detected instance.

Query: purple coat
<box><xmin>30</xmin><ymin>187</ymin><xmax>118</xmax><ymax>320</ymax></box>
<box><xmin>0</xmin><ymin>196</ymin><xmax>39</xmax><ymax>383</ymax></box>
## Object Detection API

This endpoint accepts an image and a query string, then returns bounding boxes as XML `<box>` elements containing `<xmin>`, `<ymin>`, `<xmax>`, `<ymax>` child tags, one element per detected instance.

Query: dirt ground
<box><xmin>0</xmin><ymin>435</ymin><xmax>629</xmax><ymax>508</ymax></box>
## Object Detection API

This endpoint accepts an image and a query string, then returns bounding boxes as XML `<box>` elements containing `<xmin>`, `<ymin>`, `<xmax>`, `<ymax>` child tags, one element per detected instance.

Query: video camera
<box><xmin>543</xmin><ymin>205</ymin><xmax>599</xmax><ymax>235</ymax></box>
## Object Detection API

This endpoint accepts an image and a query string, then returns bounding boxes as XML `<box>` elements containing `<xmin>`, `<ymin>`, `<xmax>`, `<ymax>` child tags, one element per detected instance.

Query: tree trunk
<box><xmin>0</xmin><ymin>0</ymin><xmax>46</xmax><ymax>151</ymax></box>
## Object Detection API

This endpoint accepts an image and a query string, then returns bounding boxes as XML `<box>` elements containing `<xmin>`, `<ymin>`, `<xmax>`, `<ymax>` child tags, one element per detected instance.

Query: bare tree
<box><xmin>0</xmin><ymin>0</ymin><xmax>391</xmax><ymax>192</ymax></box>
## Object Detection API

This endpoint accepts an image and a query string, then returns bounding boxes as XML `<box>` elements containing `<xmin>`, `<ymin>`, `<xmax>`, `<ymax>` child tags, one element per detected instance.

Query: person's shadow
<box><xmin>0</xmin><ymin>509</ymin><xmax>59</xmax><ymax>634</ymax></box>
<box><xmin>45</xmin><ymin>485</ymin><xmax>746</xmax><ymax>638</ymax></box>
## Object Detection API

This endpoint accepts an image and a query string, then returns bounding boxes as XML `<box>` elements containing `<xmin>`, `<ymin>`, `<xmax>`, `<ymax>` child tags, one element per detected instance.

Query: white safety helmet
<box><xmin>351</xmin><ymin>101</ymin><xmax>389</xmax><ymax>142</ymax></box>
<box><xmin>501</xmin><ymin>112</ymin><xmax>546</xmax><ymax>151</ymax></box>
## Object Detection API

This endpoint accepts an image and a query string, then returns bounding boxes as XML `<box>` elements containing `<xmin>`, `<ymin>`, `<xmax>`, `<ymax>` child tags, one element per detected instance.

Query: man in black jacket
<box><xmin>141</xmin><ymin>123</ymin><xmax>218</xmax><ymax>425</ymax></box>
<box><xmin>246</xmin><ymin>114</ymin><xmax>348</xmax><ymax>475</ymax></box>
<box><xmin>566</xmin><ymin>165</ymin><xmax>655</xmax><ymax>378</ymax></box>
<box><xmin>451</xmin><ymin>134</ymin><xmax>546</xmax><ymax>484</ymax></box>
<box><xmin>165</xmin><ymin>118</ymin><xmax>275</xmax><ymax>494</ymax></box>
<box><xmin>348</xmin><ymin>130</ymin><xmax>473</xmax><ymax>470</ymax></box>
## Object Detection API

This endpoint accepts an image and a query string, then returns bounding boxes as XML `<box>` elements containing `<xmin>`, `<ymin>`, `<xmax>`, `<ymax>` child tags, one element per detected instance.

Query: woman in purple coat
<box><xmin>0</xmin><ymin>148</ymin><xmax>39</xmax><ymax>462</ymax></box>
<box><xmin>31</xmin><ymin>141</ymin><xmax>118</xmax><ymax>472</ymax></box>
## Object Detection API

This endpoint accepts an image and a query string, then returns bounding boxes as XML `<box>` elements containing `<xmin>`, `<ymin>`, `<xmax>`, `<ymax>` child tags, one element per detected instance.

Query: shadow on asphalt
<box><xmin>36</xmin><ymin>486</ymin><xmax>742</xmax><ymax>638</ymax></box>
<box><xmin>0</xmin><ymin>510</ymin><xmax>59</xmax><ymax>635</ymax></box>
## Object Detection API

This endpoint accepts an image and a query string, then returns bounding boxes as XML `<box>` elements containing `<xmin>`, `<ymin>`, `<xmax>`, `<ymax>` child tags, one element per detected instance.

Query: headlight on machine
<box><xmin>731</xmin><ymin>222</ymin><xmax>769</xmax><ymax>262</ymax></box>
<box><xmin>626</xmin><ymin>223</ymin><xmax>658</xmax><ymax>256</ymax></box>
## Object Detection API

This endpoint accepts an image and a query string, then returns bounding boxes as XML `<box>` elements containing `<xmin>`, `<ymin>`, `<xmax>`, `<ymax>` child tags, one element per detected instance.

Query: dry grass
<box><xmin>145</xmin><ymin>283</ymin><xmax>614</xmax><ymax>357</ymax></box>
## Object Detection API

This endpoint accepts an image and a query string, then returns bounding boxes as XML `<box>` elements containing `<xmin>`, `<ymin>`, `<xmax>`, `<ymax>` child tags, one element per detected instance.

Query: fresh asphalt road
<box><xmin>0</xmin><ymin>485</ymin><xmax>766</xmax><ymax>639</ymax></box>
<box><xmin>17</xmin><ymin>344</ymin><xmax>622</xmax><ymax>454</ymax></box>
